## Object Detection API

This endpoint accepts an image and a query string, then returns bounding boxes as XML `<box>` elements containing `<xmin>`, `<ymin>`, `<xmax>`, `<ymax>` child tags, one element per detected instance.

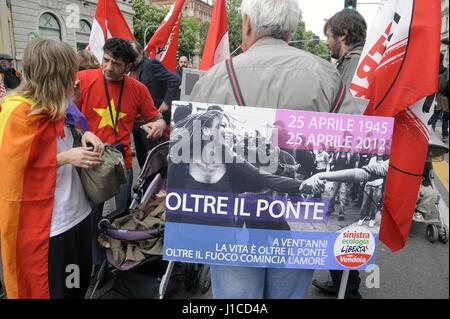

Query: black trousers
<box><xmin>48</xmin><ymin>215</ymin><xmax>92</xmax><ymax>299</ymax></box>
<box><xmin>330</xmin><ymin>270</ymin><xmax>361</xmax><ymax>294</ymax></box>
<box><xmin>132</xmin><ymin>127</ymin><xmax>166</xmax><ymax>169</ymax></box>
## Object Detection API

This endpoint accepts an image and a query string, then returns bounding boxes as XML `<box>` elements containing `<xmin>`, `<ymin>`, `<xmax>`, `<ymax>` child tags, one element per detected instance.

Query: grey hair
<box><xmin>240</xmin><ymin>0</ymin><xmax>300</xmax><ymax>40</ymax></box>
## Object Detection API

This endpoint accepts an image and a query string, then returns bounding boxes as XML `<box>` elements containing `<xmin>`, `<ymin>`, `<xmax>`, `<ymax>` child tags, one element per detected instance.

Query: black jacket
<box><xmin>135</xmin><ymin>58</ymin><xmax>181</xmax><ymax>124</ymax></box>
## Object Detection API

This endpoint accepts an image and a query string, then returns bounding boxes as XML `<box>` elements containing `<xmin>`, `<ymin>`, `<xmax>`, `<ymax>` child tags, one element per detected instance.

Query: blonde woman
<box><xmin>0</xmin><ymin>39</ymin><xmax>104</xmax><ymax>299</ymax></box>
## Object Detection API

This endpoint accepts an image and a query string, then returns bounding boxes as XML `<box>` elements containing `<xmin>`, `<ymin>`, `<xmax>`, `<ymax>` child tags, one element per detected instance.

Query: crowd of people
<box><xmin>0</xmin><ymin>0</ymin><xmax>448</xmax><ymax>300</ymax></box>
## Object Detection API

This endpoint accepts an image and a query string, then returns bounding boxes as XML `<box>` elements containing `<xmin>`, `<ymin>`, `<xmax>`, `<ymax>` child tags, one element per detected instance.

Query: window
<box><xmin>76</xmin><ymin>20</ymin><xmax>91</xmax><ymax>51</ymax></box>
<box><xmin>39</xmin><ymin>13</ymin><xmax>61</xmax><ymax>40</ymax></box>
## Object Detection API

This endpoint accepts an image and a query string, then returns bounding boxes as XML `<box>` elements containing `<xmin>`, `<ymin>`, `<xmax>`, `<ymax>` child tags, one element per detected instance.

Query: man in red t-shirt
<box><xmin>76</xmin><ymin>38</ymin><xmax>166</xmax><ymax>271</ymax></box>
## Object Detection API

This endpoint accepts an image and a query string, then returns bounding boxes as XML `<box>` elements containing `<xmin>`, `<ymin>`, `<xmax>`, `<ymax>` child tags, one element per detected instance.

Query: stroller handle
<box><xmin>99</xmin><ymin>218</ymin><xmax>163</xmax><ymax>241</ymax></box>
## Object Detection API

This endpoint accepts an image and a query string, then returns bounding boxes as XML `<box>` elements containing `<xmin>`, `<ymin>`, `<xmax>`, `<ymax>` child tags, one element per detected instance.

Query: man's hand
<box><xmin>159</xmin><ymin>102</ymin><xmax>169</xmax><ymax>114</ymax></box>
<box><xmin>143</xmin><ymin>119</ymin><xmax>166</xmax><ymax>139</ymax></box>
<box><xmin>299</xmin><ymin>175</ymin><xmax>326</xmax><ymax>194</ymax></box>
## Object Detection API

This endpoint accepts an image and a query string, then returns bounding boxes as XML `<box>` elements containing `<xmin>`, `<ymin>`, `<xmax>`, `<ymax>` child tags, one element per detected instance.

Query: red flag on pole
<box><xmin>87</xmin><ymin>0</ymin><xmax>135</xmax><ymax>63</ymax></box>
<box><xmin>350</xmin><ymin>0</ymin><xmax>441</xmax><ymax>251</ymax></box>
<box><xmin>199</xmin><ymin>0</ymin><xmax>230</xmax><ymax>71</ymax></box>
<box><xmin>146</xmin><ymin>0</ymin><xmax>186</xmax><ymax>72</ymax></box>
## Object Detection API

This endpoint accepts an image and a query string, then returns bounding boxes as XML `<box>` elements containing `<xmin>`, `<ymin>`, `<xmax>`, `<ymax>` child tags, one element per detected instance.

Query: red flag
<box><xmin>146</xmin><ymin>0</ymin><xmax>186</xmax><ymax>72</ymax></box>
<box><xmin>199</xmin><ymin>0</ymin><xmax>230</xmax><ymax>71</ymax></box>
<box><xmin>351</xmin><ymin>0</ymin><xmax>441</xmax><ymax>251</ymax></box>
<box><xmin>87</xmin><ymin>0</ymin><xmax>135</xmax><ymax>63</ymax></box>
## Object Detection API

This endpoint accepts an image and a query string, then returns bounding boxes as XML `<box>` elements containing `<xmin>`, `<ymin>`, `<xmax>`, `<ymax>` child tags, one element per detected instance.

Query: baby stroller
<box><xmin>413</xmin><ymin>160</ymin><xmax>449</xmax><ymax>244</ymax></box>
<box><xmin>89</xmin><ymin>141</ymin><xmax>211</xmax><ymax>299</ymax></box>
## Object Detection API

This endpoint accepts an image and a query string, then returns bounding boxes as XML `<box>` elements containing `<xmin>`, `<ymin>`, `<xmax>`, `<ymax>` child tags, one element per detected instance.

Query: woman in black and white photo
<box><xmin>167</xmin><ymin>107</ymin><xmax>325</xmax><ymax>228</ymax></box>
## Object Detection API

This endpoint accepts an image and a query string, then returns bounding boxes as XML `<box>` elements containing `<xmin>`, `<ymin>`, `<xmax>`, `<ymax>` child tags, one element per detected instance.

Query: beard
<box><xmin>331</xmin><ymin>43</ymin><xmax>342</xmax><ymax>60</ymax></box>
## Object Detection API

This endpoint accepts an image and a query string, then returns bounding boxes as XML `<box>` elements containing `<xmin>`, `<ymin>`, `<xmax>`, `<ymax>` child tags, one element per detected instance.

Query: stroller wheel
<box><xmin>438</xmin><ymin>225</ymin><xmax>449</xmax><ymax>244</ymax></box>
<box><xmin>198</xmin><ymin>265</ymin><xmax>211</xmax><ymax>294</ymax></box>
<box><xmin>426</xmin><ymin>224</ymin><xmax>439</xmax><ymax>243</ymax></box>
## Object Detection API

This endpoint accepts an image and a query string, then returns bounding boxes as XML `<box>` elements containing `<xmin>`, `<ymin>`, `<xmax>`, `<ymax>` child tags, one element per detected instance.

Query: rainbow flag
<box><xmin>0</xmin><ymin>95</ymin><xmax>63</xmax><ymax>298</ymax></box>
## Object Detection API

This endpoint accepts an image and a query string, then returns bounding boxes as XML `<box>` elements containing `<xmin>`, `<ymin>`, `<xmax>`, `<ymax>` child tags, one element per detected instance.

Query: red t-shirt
<box><xmin>76</xmin><ymin>69</ymin><xmax>159</xmax><ymax>168</ymax></box>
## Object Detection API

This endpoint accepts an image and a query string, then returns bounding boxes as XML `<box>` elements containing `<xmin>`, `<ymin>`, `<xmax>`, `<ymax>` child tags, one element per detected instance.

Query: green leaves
<box><xmin>290</xmin><ymin>21</ymin><xmax>330</xmax><ymax>61</ymax></box>
<box><xmin>133</xmin><ymin>0</ymin><xmax>169</xmax><ymax>46</ymax></box>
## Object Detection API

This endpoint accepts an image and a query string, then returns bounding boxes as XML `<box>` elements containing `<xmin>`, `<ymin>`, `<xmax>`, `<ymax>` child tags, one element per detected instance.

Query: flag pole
<box><xmin>338</xmin><ymin>270</ymin><xmax>350</xmax><ymax>299</ymax></box>
<box><xmin>230</xmin><ymin>45</ymin><xmax>241</xmax><ymax>57</ymax></box>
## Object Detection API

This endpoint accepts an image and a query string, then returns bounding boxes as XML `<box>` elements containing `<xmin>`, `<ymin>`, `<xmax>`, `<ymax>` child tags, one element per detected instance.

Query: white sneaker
<box><xmin>369</xmin><ymin>219</ymin><xmax>376</xmax><ymax>228</ymax></box>
<box><xmin>358</xmin><ymin>219</ymin><xmax>365</xmax><ymax>226</ymax></box>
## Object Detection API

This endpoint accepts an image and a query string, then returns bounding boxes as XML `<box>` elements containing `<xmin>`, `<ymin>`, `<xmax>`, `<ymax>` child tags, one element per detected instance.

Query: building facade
<box><xmin>442</xmin><ymin>0</ymin><xmax>449</xmax><ymax>67</ymax></box>
<box><xmin>146</xmin><ymin>0</ymin><xmax>213</xmax><ymax>22</ymax></box>
<box><xmin>0</xmin><ymin>0</ymin><xmax>134</xmax><ymax>65</ymax></box>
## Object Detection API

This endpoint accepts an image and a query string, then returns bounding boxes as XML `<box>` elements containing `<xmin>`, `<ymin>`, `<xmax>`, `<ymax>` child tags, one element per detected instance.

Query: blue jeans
<box><xmin>90</xmin><ymin>168</ymin><xmax>133</xmax><ymax>266</ymax></box>
<box><xmin>210</xmin><ymin>265</ymin><xmax>314</xmax><ymax>299</ymax></box>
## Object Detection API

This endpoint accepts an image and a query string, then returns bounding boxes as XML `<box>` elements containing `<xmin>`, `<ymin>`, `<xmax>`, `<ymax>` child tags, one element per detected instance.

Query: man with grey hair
<box><xmin>190</xmin><ymin>0</ymin><xmax>358</xmax><ymax>299</ymax></box>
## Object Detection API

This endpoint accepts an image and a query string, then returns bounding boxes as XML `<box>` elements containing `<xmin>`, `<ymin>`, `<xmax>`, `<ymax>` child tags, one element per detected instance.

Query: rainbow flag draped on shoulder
<box><xmin>0</xmin><ymin>95</ymin><xmax>63</xmax><ymax>299</ymax></box>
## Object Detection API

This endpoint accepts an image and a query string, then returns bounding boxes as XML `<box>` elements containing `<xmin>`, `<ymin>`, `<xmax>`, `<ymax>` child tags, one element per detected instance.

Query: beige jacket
<box><xmin>191</xmin><ymin>37</ymin><xmax>359</xmax><ymax>114</ymax></box>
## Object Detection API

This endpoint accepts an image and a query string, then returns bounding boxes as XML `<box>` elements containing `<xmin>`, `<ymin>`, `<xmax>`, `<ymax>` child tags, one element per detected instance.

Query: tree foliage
<box><xmin>133</xmin><ymin>0</ymin><xmax>201</xmax><ymax>59</ymax></box>
<box><xmin>133</xmin><ymin>0</ymin><xmax>168</xmax><ymax>46</ymax></box>
<box><xmin>227</xmin><ymin>0</ymin><xmax>243</xmax><ymax>55</ymax></box>
<box><xmin>179</xmin><ymin>16</ymin><xmax>200</xmax><ymax>60</ymax></box>
<box><xmin>291</xmin><ymin>21</ymin><xmax>330</xmax><ymax>61</ymax></box>
<box><xmin>199</xmin><ymin>20</ymin><xmax>210</xmax><ymax>56</ymax></box>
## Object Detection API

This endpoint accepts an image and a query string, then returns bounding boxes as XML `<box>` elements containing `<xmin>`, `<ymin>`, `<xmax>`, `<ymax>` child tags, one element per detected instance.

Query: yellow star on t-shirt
<box><xmin>93</xmin><ymin>99</ymin><xmax>127</xmax><ymax>133</ymax></box>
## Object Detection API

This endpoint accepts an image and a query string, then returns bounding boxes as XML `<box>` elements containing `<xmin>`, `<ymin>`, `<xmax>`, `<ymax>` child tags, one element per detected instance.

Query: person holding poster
<box><xmin>188</xmin><ymin>0</ymin><xmax>358</xmax><ymax>299</ymax></box>
<box><xmin>311</xmin><ymin>8</ymin><xmax>367</xmax><ymax>299</ymax></box>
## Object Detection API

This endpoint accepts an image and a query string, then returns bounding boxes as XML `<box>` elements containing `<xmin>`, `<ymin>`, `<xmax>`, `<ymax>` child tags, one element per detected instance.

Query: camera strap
<box><xmin>226</xmin><ymin>58</ymin><xmax>246</xmax><ymax>106</ymax></box>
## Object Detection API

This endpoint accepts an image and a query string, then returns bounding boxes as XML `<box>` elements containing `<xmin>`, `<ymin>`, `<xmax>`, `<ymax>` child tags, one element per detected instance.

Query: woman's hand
<box><xmin>82</xmin><ymin>131</ymin><xmax>104</xmax><ymax>155</ymax></box>
<box><xmin>57</xmin><ymin>147</ymin><xmax>104</xmax><ymax>169</ymax></box>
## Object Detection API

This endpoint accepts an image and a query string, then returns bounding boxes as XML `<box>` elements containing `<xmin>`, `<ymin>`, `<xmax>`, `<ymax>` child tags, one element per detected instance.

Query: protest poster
<box><xmin>163</xmin><ymin>102</ymin><xmax>394</xmax><ymax>270</ymax></box>
<box><xmin>180</xmin><ymin>68</ymin><xmax>206</xmax><ymax>101</ymax></box>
